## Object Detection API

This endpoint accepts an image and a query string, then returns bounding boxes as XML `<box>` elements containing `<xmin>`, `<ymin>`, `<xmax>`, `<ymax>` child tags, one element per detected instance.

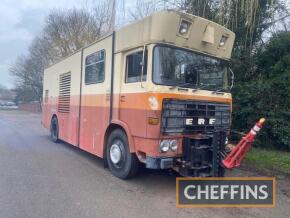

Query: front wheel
<box><xmin>106</xmin><ymin>129</ymin><xmax>139</xmax><ymax>179</ymax></box>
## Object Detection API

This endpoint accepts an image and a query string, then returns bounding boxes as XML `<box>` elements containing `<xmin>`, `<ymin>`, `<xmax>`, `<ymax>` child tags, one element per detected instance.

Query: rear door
<box><xmin>79</xmin><ymin>36</ymin><xmax>113</xmax><ymax>156</ymax></box>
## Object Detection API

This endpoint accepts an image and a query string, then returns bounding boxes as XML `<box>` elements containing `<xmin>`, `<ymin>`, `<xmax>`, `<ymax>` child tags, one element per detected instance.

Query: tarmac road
<box><xmin>0</xmin><ymin>110</ymin><xmax>289</xmax><ymax>218</ymax></box>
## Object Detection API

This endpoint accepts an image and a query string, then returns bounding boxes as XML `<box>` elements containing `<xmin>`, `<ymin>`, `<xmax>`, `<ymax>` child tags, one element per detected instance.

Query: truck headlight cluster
<box><xmin>179</xmin><ymin>20</ymin><xmax>191</xmax><ymax>35</ymax></box>
<box><xmin>160</xmin><ymin>139</ymin><xmax>178</xmax><ymax>152</ymax></box>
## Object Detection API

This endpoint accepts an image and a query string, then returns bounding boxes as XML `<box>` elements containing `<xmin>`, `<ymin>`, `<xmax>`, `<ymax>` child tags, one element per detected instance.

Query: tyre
<box><xmin>50</xmin><ymin>116</ymin><xmax>59</xmax><ymax>143</ymax></box>
<box><xmin>106</xmin><ymin>129</ymin><xmax>139</xmax><ymax>179</ymax></box>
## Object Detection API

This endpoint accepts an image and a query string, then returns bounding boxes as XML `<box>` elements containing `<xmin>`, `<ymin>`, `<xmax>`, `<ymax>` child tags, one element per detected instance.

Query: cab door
<box><xmin>119</xmin><ymin>47</ymin><xmax>148</xmax><ymax>138</ymax></box>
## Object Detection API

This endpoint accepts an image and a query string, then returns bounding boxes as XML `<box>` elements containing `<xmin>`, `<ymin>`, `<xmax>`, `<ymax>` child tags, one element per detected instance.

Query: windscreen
<box><xmin>153</xmin><ymin>45</ymin><xmax>229</xmax><ymax>91</ymax></box>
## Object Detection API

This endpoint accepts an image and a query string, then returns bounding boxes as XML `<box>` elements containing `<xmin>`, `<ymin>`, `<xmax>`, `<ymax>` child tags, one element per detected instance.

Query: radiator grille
<box><xmin>58</xmin><ymin>73</ymin><xmax>71</xmax><ymax>113</ymax></box>
<box><xmin>161</xmin><ymin>99</ymin><xmax>231</xmax><ymax>134</ymax></box>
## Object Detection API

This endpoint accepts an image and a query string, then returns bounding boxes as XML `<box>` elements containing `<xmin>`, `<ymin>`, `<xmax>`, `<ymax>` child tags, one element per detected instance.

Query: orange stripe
<box><xmin>45</xmin><ymin>92</ymin><xmax>232</xmax><ymax>110</ymax></box>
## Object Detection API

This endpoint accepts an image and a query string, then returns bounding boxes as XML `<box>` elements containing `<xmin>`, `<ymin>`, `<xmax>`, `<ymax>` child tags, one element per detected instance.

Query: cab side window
<box><xmin>125</xmin><ymin>51</ymin><xmax>147</xmax><ymax>83</ymax></box>
<box><xmin>85</xmin><ymin>50</ymin><xmax>105</xmax><ymax>84</ymax></box>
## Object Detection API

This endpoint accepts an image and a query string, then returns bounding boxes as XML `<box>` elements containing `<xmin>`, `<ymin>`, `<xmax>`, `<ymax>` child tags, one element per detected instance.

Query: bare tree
<box><xmin>43</xmin><ymin>8</ymin><xmax>100</xmax><ymax>59</ymax></box>
<box><xmin>10</xmin><ymin>3</ymin><xmax>116</xmax><ymax>105</ymax></box>
<box><xmin>10</xmin><ymin>55</ymin><xmax>42</xmax><ymax>104</ymax></box>
<box><xmin>91</xmin><ymin>0</ymin><xmax>117</xmax><ymax>34</ymax></box>
<box><xmin>129</xmin><ymin>0</ymin><xmax>160</xmax><ymax>20</ymax></box>
<box><xmin>128</xmin><ymin>0</ymin><xmax>181</xmax><ymax>21</ymax></box>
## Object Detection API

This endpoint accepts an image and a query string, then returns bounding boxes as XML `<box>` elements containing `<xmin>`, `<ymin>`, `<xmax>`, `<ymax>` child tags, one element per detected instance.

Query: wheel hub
<box><xmin>110</xmin><ymin>143</ymin><xmax>122</xmax><ymax>164</ymax></box>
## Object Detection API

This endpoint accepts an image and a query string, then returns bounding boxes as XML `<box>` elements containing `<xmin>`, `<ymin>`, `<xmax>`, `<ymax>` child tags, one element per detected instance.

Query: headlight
<box><xmin>179</xmin><ymin>20</ymin><xmax>191</xmax><ymax>35</ymax></box>
<box><xmin>160</xmin><ymin>140</ymin><xmax>170</xmax><ymax>152</ymax></box>
<box><xmin>170</xmin><ymin>140</ymin><xmax>178</xmax><ymax>151</ymax></box>
<box><xmin>160</xmin><ymin>139</ymin><xmax>178</xmax><ymax>152</ymax></box>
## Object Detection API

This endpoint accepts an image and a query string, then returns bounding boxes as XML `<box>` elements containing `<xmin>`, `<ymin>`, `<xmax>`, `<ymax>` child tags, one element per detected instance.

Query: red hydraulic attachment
<box><xmin>222</xmin><ymin>118</ymin><xmax>266</xmax><ymax>169</ymax></box>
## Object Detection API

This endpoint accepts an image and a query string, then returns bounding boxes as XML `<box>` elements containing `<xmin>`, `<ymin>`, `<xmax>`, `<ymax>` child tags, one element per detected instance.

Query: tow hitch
<box><xmin>222</xmin><ymin>118</ymin><xmax>266</xmax><ymax>169</ymax></box>
<box><xmin>177</xmin><ymin>132</ymin><xmax>227</xmax><ymax>177</ymax></box>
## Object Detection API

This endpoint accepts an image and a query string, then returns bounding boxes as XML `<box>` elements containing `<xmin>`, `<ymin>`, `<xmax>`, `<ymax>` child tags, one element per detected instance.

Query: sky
<box><xmin>0</xmin><ymin>0</ymin><xmax>89</xmax><ymax>88</ymax></box>
<box><xmin>0</xmin><ymin>0</ymin><xmax>135</xmax><ymax>89</ymax></box>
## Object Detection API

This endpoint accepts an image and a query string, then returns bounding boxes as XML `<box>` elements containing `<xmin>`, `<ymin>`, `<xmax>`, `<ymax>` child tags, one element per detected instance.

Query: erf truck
<box><xmin>42</xmin><ymin>10</ymin><xmax>235</xmax><ymax>179</ymax></box>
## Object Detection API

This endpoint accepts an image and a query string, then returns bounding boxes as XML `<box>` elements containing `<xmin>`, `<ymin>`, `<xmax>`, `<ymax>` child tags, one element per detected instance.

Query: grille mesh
<box><xmin>161</xmin><ymin>99</ymin><xmax>231</xmax><ymax>134</ymax></box>
<box><xmin>58</xmin><ymin>73</ymin><xmax>71</xmax><ymax>113</ymax></box>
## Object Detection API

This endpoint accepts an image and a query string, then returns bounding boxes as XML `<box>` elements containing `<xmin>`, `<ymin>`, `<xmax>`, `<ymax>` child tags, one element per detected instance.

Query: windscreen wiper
<box><xmin>191</xmin><ymin>83</ymin><xmax>215</xmax><ymax>92</ymax></box>
<box><xmin>169</xmin><ymin>83</ymin><xmax>192</xmax><ymax>90</ymax></box>
<box><xmin>212</xmin><ymin>88</ymin><xmax>228</xmax><ymax>94</ymax></box>
<box><xmin>177</xmin><ymin>83</ymin><xmax>193</xmax><ymax>88</ymax></box>
<box><xmin>170</xmin><ymin>83</ymin><xmax>215</xmax><ymax>91</ymax></box>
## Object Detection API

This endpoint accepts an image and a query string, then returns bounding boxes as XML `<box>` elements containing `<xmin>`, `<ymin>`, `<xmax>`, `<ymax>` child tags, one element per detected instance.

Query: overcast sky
<box><xmin>0</xmin><ymin>0</ymin><xmax>88</xmax><ymax>88</ymax></box>
<box><xmin>0</xmin><ymin>0</ymin><xmax>136</xmax><ymax>89</ymax></box>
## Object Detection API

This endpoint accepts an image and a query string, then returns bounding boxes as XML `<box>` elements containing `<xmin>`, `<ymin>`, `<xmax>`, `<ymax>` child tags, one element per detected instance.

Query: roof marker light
<box><xmin>179</xmin><ymin>20</ymin><xmax>191</xmax><ymax>35</ymax></box>
<box><xmin>219</xmin><ymin>35</ymin><xmax>228</xmax><ymax>47</ymax></box>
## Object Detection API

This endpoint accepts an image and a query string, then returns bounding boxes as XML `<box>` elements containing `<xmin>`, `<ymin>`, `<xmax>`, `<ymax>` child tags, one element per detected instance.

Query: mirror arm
<box><xmin>229</xmin><ymin>67</ymin><xmax>234</xmax><ymax>89</ymax></box>
<box><xmin>140</xmin><ymin>45</ymin><xmax>146</xmax><ymax>88</ymax></box>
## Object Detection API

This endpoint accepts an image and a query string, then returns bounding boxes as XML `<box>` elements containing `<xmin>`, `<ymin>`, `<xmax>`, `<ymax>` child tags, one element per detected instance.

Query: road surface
<box><xmin>0</xmin><ymin>110</ymin><xmax>289</xmax><ymax>218</ymax></box>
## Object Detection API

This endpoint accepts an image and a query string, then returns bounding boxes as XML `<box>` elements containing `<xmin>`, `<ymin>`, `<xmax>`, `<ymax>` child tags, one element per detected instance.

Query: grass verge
<box><xmin>244</xmin><ymin>147</ymin><xmax>290</xmax><ymax>177</ymax></box>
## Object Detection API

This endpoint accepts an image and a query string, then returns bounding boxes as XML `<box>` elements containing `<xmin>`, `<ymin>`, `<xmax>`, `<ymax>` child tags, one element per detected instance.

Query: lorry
<box><xmin>42</xmin><ymin>10</ymin><xmax>235</xmax><ymax>179</ymax></box>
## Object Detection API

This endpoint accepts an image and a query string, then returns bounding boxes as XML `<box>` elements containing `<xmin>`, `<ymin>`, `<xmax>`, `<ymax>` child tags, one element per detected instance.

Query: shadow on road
<box><xmin>52</xmin><ymin>137</ymin><xmax>179</xmax><ymax>186</ymax></box>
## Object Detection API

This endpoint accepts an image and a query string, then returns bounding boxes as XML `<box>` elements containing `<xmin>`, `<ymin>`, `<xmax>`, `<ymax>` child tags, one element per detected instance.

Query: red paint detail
<box><xmin>222</xmin><ymin>118</ymin><xmax>266</xmax><ymax>169</ymax></box>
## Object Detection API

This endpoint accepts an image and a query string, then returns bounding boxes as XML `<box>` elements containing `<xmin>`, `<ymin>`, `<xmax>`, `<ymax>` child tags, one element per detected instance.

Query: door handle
<box><xmin>120</xmin><ymin>95</ymin><xmax>126</xmax><ymax>102</ymax></box>
<box><xmin>106</xmin><ymin>94</ymin><xmax>110</xmax><ymax>101</ymax></box>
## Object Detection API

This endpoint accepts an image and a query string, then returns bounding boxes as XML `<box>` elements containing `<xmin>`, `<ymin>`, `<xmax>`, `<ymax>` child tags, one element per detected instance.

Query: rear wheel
<box><xmin>50</xmin><ymin>116</ymin><xmax>59</xmax><ymax>143</ymax></box>
<box><xmin>106</xmin><ymin>129</ymin><xmax>139</xmax><ymax>179</ymax></box>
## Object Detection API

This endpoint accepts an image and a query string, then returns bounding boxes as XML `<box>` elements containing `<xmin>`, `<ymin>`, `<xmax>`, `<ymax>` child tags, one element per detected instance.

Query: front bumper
<box><xmin>145</xmin><ymin>132</ymin><xmax>227</xmax><ymax>177</ymax></box>
<box><xmin>146</xmin><ymin>156</ymin><xmax>175</xmax><ymax>169</ymax></box>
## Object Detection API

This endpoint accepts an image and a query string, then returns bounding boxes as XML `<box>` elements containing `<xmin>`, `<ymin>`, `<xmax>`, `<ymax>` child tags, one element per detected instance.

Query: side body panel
<box><xmin>42</xmin><ymin>51</ymin><xmax>82</xmax><ymax>146</ymax></box>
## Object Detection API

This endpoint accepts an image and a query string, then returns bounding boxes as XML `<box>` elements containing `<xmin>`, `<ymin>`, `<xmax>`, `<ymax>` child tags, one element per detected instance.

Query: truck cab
<box><xmin>112</xmin><ymin>10</ymin><xmax>235</xmax><ymax>177</ymax></box>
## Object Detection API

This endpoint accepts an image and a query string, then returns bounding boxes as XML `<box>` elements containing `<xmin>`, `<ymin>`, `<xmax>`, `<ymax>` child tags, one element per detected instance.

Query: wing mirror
<box><xmin>229</xmin><ymin>68</ymin><xmax>234</xmax><ymax>90</ymax></box>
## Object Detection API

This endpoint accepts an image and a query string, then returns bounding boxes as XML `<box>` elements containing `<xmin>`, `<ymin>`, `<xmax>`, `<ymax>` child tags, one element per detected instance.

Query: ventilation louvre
<box><xmin>58</xmin><ymin>73</ymin><xmax>71</xmax><ymax>113</ymax></box>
